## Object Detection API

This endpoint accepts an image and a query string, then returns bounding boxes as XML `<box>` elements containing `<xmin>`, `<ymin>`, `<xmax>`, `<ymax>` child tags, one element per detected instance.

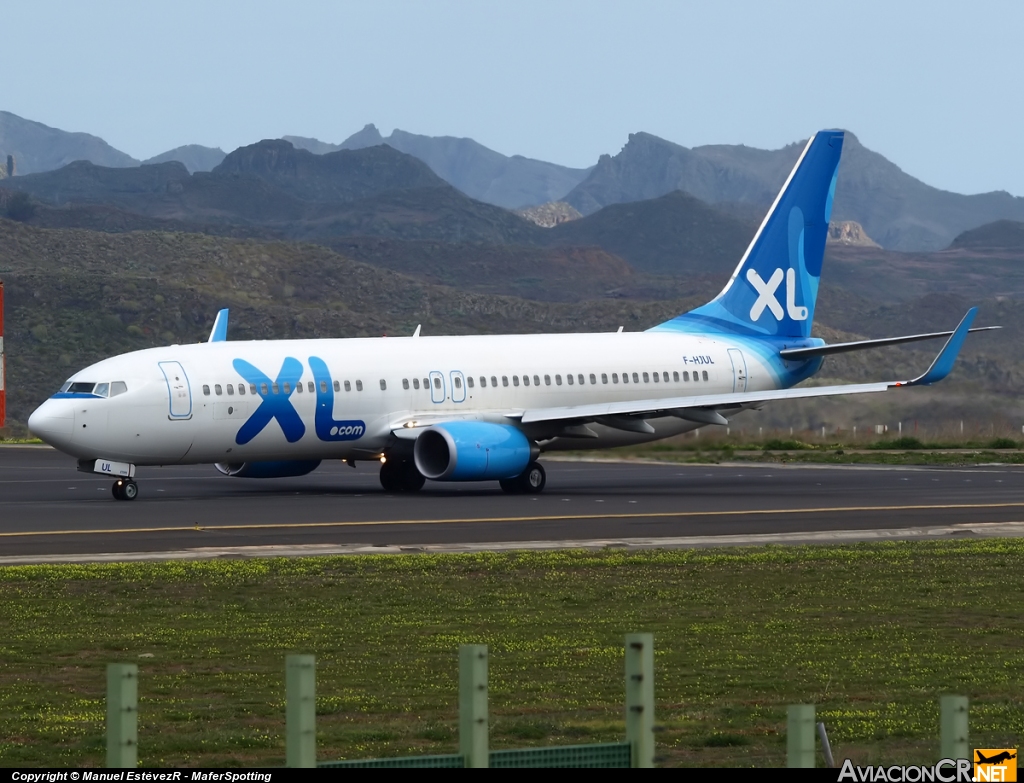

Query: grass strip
<box><xmin>1</xmin><ymin>542</ymin><xmax>1022</xmax><ymax>767</ymax></box>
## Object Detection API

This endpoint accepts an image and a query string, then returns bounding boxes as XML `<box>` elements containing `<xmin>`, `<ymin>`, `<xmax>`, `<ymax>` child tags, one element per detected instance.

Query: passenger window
<box><xmin>544</xmin><ymin>375</ymin><xmax>551</xmax><ymax>386</ymax></box>
<box><xmin>522</xmin><ymin>375</ymin><xmax>529</xmax><ymax>387</ymax></box>
<box><xmin>467</xmin><ymin>376</ymin><xmax>474</xmax><ymax>388</ymax></box>
<box><xmin>454</xmin><ymin>377</ymin><xmax>462</xmax><ymax>389</ymax></box>
<box><xmin>502</xmin><ymin>376</ymin><xmax>509</xmax><ymax>387</ymax></box>
<box><xmin>271</xmin><ymin>383</ymin><xmax>279</xmax><ymax>394</ymax></box>
<box><xmin>227</xmin><ymin>384</ymin><xmax>235</xmax><ymax>396</ymax></box>
<box><xmin>238</xmin><ymin>384</ymin><xmax>246</xmax><ymax>396</ymax></box>
<box><xmin>491</xmin><ymin>376</ymin><xmax>498</xmax><ymax>387</ymax></box>
<box><xmin>356</xmin><ymin>380</ymin><xmax>363</xmax><ymax>391</ymax></box>
<box><xmin>513</xmin><ymin>376</ymin><xmax>520</xmax><ymax>387</ymax></box>
<box><xmin>308</xmin><ymin>382</ymin><xmax>314</xmax><ymax>393</ymax></box>
<box><xmin>578</xmin><ymin>374</ymin><xmax>585</xmax><ymax>385</ymax></box>
<box><xmin>413</xmin><ymin>378</ymin><xmax>420</xmax><ymax>389</ymax></box>
<box><xmin>692</xmin><ymin>372</ymin><xmax>698</xmax><ymax>382</ymax></box>
<box><xmin>251</xmin><ymin>384</ymin><xmax>258</xmax><ymax>395</ymax></box>
<box><xmin>432</xmin><ymin>377</ymin><xmax>440</xmax><ymax>389</ymax></box>
<box><xmin>479</xmin><ymin>377</ymin><xmax>486</xmax><ymax>387</ymax></box>
<box><xmin>702</xmin><ymin>370</ymin><xmax>709</xmax><ymax>381</ymax></box>
<box><xmin>260</xmin><ymin>383</ymin><xmax>268</xmax><ymax>395</ymax></box>
<box><xmin>684</xmin><ymin>371</ymin><xmax>690</xmax><ymax>382</ymax></box>
<box><xmin>673</xmin><ymin>372</ymin><xmax>679</xmax><ymax>382</ymax></box>
<box><xmin>283</xmin><ymin>382</ymin><xmax>291</xmax><ymax>394</ymax></box>
<box><xmin>203</xmin><ymin>385</ymin><xmax>211</xmax><ymax>396</ymax></box>
<box><xmin>320</xmin><ymin>381</ymin><xmax>328</xmax><ymax>393</ymax></box>
<box><xmin>632</xmin><ymin>373</ymin><xmax>639</xmax><ymax>384</ymax></box>
<box><xmin>533</xmin><ymin>375</ymin><xmax>540</xmax><ymax>386</ymax></box>
<box><xmin>567</xmin><ymin>374</ymin><xmax>574</xmax><ymax>385</ymax></box>
<box><xmin>344</xmin><ymin>381</ymin><xmax>351</xmax><ymax>392</ymax></box>
<box><xmin>555</xmin><ymin>375</ymin><xmax>562</xmax><ymax>385</ymax></box>
<box><xmin>589</xmin><ymin>373</ymin><xmax>596</xmax><ymax>385</ymax></box>
<box><xmin>215</xmin><ymin>384</ymin><xmax>223</xmax><ymax>395</ymax></box>
<box><xmin>380</xmin><ymin>379</ymin><xmax>387</xmax><ymax>390</ymax></box>
<box><xmin>622</xmin><ymin>373</ymin><xmax>628</xmax><ymax>384</ymax></box>
<box><xmin>642</xmin><ymin>373</ymin><xmax>649</xmax><ymax>383</ymax></box>
<box><xmin>612</xmin><ymin>373</ymin><xmax>619</xmax><ymax>384</ymax></box>
<box><xmin>110</xmin><ymin>381</ymin><xmax>128</xmax><ymax>397</ymax></box>
<box><xmin>403</xmin><ymin>379</ymin><xmax>410</xmax><ymax>390</ymax></box>
<box><xmin>423</xmin><ymin>378</ymin><xmax>429</xmax><ymax>389</ymax></box>
<box><xmin>663</xmin><ymin>372</ymin><xmax>669</xmax><ymax>382</ymax></box>
<box><xmin>94</xmin><ymin>382</ymin><xmax>110</xmax><ymax>397</ymax></box>
<box><xmin>601</xmin><ymin>373</ymin><xmax>608</xmax><ymax>384</ymax></box>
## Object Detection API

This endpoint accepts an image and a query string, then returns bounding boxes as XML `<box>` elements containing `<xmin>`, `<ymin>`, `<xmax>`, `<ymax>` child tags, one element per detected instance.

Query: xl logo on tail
<box><xmin>746</xmin><ymin>268</ymin><xmax>808</xmax><ymax>322</ymax></box>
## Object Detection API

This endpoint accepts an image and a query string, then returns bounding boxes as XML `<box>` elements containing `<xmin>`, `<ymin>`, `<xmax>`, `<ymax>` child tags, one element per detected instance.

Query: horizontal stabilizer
<box><xmin>780</xmin><ymin>324</ymin><xmax>998</xmax><ymax>359</ymax></box>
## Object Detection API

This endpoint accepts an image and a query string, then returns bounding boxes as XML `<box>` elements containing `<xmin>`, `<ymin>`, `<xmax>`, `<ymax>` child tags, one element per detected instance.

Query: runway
<box><xmin>2</xmin><ymin>446</ymin><xmax>1024</xmax><ymax>562</ymax></box>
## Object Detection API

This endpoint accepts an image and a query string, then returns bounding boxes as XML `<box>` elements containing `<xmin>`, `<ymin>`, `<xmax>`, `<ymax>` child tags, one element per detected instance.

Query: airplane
<box><xmin>976</xmin><ymin>751</ymin><xmax>1016</xmax><ymax>765</ymax></box>
<box><xmin>27</xmin><ymin>129</ymin><xmax>997</xmax><ymax>501</ymax></box>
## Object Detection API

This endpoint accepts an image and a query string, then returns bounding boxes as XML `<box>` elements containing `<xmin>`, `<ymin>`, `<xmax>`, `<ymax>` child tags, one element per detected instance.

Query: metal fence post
<box><xmin>940</xmin><ymin>695</ymin><xmax>969</xmax><ymax>760</ymax></box>
<box><xmin>624</xmin><ymin>633</ymin><xmax>654</xmax><ymax>768</ymax></box>
<box><xmin>106</xmin><ymin>663</ymin><xmax>138</xmax><ymax>768</ymax></box>
<box><xmin>787</xmin><ymin>704</ymin><xmax>815</xmax><ymax>768</ymax></box>
<box><xmin>286</xmin><ymin>655</ymin><xmax>316</xmax><ymax>768</ymax></box>
<box><xmin>459</xmin><ymin>644</ymin><xmax>488</xmax><ymax>768</ymax></box>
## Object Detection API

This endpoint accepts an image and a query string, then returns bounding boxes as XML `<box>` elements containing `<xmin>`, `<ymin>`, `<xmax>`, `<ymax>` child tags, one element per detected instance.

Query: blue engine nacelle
<box><xmin>414</xmin><ymin>421</ymin><xmax>534</xmax><ymax>481</ymax></box>
<box><xmin>214</xmin><ymin>460</ymin><xmax>322</xmax><ymax>479</ymax></box>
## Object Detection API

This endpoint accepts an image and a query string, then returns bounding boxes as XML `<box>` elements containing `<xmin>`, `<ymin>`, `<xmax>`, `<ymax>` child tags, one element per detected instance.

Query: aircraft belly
<box><xmin>542</xmin><ymin>416</ymin><xmax>700</xmax><ymax>451</ymax></box>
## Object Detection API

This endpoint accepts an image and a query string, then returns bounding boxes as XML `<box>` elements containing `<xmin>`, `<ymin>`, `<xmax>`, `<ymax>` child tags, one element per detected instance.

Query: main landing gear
<box><xmin>379</xmin><ymin>459</ymin><xmax>426</xmax><ymax>493</ymax></box>
<box><xmin>112</xmin><ymin>479</ymin><xmax>139</xmax><ymax>501</ymax></box>
<box><xmin>500</xmin><ymin>461</ymin><xmax>546</xmax><ymax>494</ymax></box>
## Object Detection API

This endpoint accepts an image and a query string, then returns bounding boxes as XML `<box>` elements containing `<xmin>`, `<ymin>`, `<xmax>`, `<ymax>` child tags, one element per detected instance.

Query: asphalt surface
<box><xmin>2</xmin><ymin>446</ymin><xmax>1024</xmax><ymax>561</ymax></box>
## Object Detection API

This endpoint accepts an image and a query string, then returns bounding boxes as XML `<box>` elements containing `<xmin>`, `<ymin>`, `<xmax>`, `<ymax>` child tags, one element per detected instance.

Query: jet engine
<box><xmin>214</xmin><ymin>460</ymin><xmax>322</xmax><ymax>478</ymax></box>
<box><xmin>413</xmin><ymin>421</ymin><xmax>535</xmax><ymax>481</ymax></box>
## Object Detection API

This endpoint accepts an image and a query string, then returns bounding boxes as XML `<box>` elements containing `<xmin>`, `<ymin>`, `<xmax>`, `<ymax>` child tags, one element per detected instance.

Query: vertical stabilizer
<box><xmin>651</xmin><ymin>130</ymin><xmax>844</xmax><ymax>339</ymax></box>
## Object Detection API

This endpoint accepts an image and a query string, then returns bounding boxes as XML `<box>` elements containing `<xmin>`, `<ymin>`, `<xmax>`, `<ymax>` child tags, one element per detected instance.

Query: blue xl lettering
<box><xmin>308</xmin><ymin>356</ymin><xmax>366</xmax><ymax>441</ymax></box>
<box><xmin>233</xmin><ymin>358</ymin><xmax>306</xmax><ymax>444</ymax></box>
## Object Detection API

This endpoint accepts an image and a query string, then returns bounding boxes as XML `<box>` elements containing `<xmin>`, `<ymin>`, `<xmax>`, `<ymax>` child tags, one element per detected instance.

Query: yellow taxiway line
<box><xmin>3</xmin><ymin>501</ymin><xmax>1024</xmax><ymax>537</ymax></box>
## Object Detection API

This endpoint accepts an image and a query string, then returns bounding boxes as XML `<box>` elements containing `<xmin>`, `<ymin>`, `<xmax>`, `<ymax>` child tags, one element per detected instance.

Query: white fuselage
<box><xmin>29</xmin><ymin>331</ymin><xmax>777</xmax><ymax>466</ymax></box>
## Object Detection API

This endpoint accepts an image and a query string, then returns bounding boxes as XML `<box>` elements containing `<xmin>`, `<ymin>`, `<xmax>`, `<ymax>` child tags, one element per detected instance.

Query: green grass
<box><xmin>1</xmin><ymin>544</ymin><xmax>1022</xmax><ymax>767</ymax></box>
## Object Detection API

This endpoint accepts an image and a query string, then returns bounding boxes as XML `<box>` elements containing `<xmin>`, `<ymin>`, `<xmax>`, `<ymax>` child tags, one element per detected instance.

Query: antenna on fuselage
<box><xmin>617</xmin><ymin>326</ymin><xmax>623</xmax><ymax>333</ymax></box>
<box><xmin>413</xmin><ymin>324</ymin><xmax>421</xmax><ymax>337</ymax></box>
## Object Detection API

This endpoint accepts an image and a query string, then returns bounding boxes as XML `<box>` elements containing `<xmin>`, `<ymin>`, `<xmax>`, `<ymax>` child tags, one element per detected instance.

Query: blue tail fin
<box><xmin>650</xmin><ymin>130</ymin><xmax>844</xmax><ymax>339</ymax></box>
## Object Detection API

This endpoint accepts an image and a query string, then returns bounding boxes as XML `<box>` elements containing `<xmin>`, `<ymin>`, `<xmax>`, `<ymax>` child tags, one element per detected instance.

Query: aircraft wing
<box><xmin>518</xmin><ymin>308</ymin><xmax>978</xmax><ymax>427</ymax></box>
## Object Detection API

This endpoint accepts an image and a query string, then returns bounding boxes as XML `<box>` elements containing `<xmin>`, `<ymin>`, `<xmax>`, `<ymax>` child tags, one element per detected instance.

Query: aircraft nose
<box><xmin>28</xmin><ymin>399</ymin><xmax>75</xmax><ymax>450</ymax></box>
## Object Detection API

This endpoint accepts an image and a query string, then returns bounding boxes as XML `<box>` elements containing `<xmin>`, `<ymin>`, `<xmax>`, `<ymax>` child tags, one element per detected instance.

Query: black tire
<box><xmin>111</xmin><ymin>481</ymin><xmax>124</xmax><ymax>500</ymax></box>
<box><xmin>122</xmin><ymin>481</ymin><xmax>139</xmax><ymax>501</ymax></box>
<box><xmin>500</xmin><ymin>462</ymin><xmax>546</xmax><ymax>494</ymax></box>
<box><xmin>520</xmin><ymin>461</ymin><xmax>546</xmax><ymax>493</ymax></box>
<box><xmin>399</xmin><ymin>461</ymin><xmax>426</xmax><ymax>492</ymax></box>
<box><xmin>379</xmin><ymin>459</ymin><xmax>401</xmax><ymax>492</ymax></box>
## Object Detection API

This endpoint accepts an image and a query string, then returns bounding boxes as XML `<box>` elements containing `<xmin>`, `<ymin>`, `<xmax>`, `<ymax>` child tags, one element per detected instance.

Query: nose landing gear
<box><xmin>112</xmin><ymin>479</ymin><xmax>139</xmax><ymax>501</ymax></box>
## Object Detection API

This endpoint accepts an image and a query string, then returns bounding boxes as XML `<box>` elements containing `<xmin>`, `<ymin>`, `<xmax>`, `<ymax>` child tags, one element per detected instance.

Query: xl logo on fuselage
<box><xmin>232</xmin><ymin>357</ymin><xmax>365</xmax><ymax>445</ymax></box>
<box><xmin>746</xmin><ymin>267</ymin><xmax>808</xmax><ymax>322</ymax></box>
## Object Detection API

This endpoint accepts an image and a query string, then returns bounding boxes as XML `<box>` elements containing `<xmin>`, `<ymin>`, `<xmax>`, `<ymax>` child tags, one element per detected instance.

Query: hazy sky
<box><xmin>5</xmin><ymin>1</ymin><xmax>1022</xmax><ymax>196</ymax></box>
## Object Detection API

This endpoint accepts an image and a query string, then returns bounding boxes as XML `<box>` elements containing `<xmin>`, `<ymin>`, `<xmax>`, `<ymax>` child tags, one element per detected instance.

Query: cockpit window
<box><xmin>67</xmin><ymin>382</ymin><xmax>97</xmax><ymax>394</ymax></box>
<box><xmin>94</xmin><ymin>383</ymin><xmax>110</xmax><ymax>397</ymax></box>
<box><xmin>110</xmin><ymin>381</ymin><xmax>128</xmax><ymax>397</ymax></box>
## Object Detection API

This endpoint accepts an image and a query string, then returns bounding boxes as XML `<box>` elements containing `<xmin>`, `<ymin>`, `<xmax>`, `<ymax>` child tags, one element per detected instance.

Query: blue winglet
<box><xmin>902</xmin><ymin>307</ymin><xmax>977</xmax><ymax>386</ymax></box>
<box><xmin>208</xmin><ymin>308</ymin><xmax>229</xmax><ymax>342</ymax></box>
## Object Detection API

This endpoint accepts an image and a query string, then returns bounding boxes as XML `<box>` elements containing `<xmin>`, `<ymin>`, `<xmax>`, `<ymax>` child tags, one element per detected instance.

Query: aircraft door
<box><xmin>428</xmin><ymin>371</ymin><xmax>445</xmax><ymax>404</ymax></box>
<box><xmin>728</xmin><ymin>349</ymin><xmax>748</xmax><ymax>393</ymax></box>
<box><xmin>450</xmin><ymin>371</ymin><xmax>466</xmax><ymax>403</ymax></box>
<box><xmin>159</xmin><ymin>361</ymin><xmax>193</xmax><ymax>419</ymax></box>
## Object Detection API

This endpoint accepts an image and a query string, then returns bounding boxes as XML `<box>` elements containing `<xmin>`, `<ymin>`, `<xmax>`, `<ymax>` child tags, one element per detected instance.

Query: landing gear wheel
<box><xmin>501</xmin><ymin>461</ymin><xmax>546</xmax><ymax>494</ymax></box>
<box><xmin>380</xmin><ymin>460</ymin><xmax>425</xmax><ymax>493</ymax></box>
<box><xmin>112</xmin><ymin>480</ymin><xmax>139</xmax><ymax>501</ymax></box>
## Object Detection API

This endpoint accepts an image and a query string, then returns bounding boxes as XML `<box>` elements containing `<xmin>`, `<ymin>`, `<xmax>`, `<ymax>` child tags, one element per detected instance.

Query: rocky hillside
<box><xmin>564</xmin><ymin>131</ymin><xmax>1024</xmax><ymax>252</ymax></box>
<box><xmin>143</xmin><ymin>144</ymin><xmax>226</xmax><ymax>173</ymax></box>
<box><xmin>0</xmin><ymin>110</ymin><xmax>138</xmax><ymax>174</ymax></box>
<box><xmin>286</xmin><ymin>124</ymin><xmax>592</xmax><ymax>209</ymax></box>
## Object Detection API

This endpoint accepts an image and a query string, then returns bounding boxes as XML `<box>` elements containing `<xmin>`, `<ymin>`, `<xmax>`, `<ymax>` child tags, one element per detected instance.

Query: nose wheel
<box><xmin>112</xmin><ymin>479</ymin><xmax>139</xmax><ymax>501</ymax></box>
